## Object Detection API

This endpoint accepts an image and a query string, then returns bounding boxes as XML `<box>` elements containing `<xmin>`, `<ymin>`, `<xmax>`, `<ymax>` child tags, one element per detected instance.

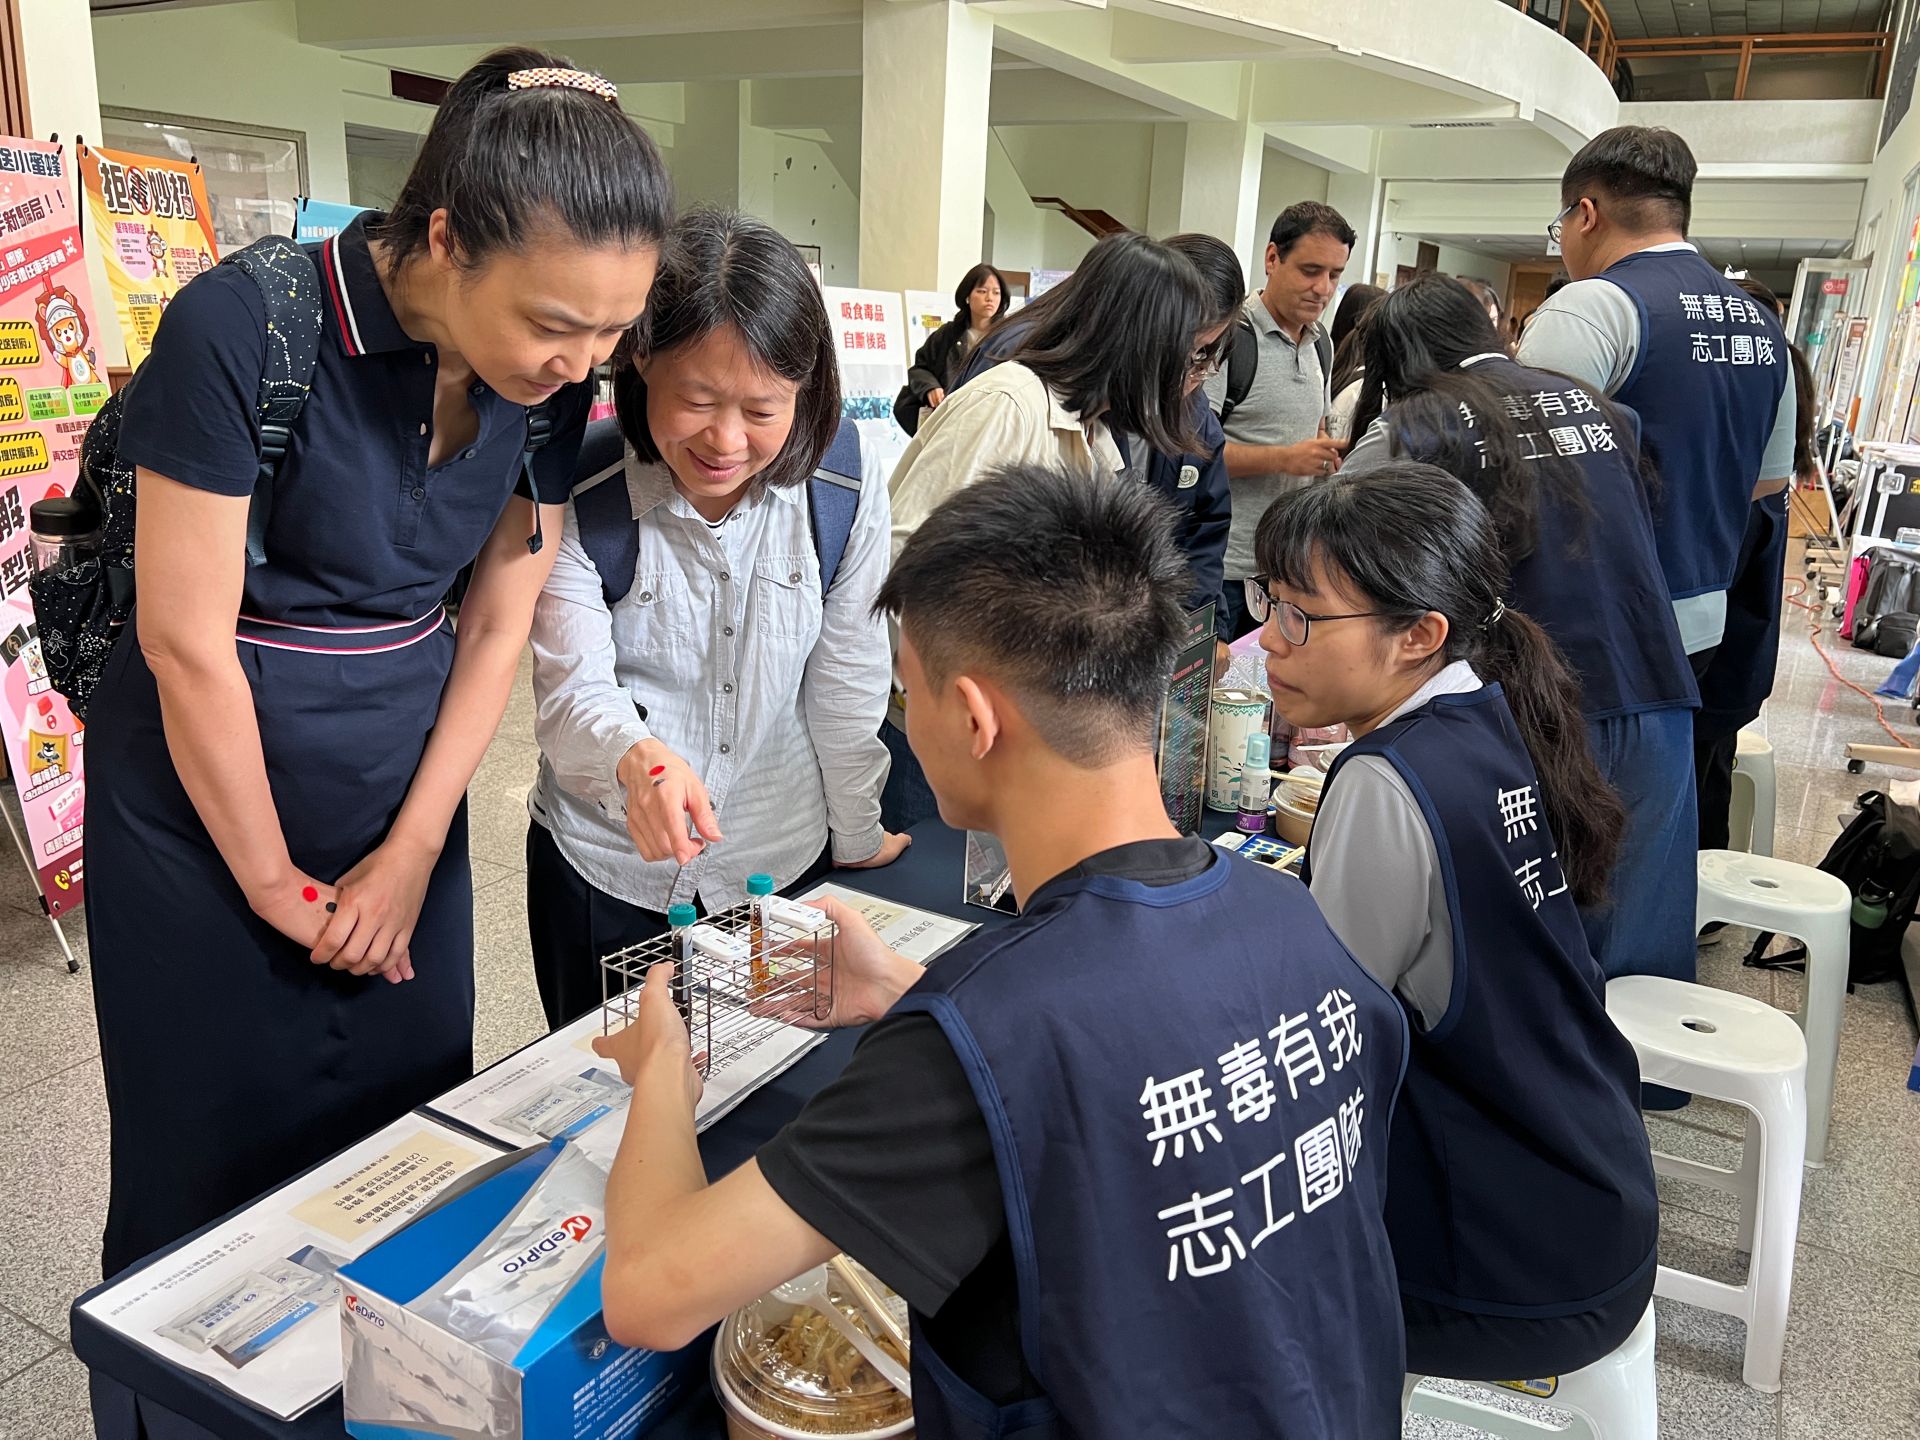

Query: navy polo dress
<box><xmin>83</xmin><ymin>215</ymin><xmax>587</xmax><ymax>1277</ymax></box>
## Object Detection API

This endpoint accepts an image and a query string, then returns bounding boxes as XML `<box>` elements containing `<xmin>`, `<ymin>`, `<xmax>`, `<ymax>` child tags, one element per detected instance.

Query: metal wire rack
<box><xmin>600</xmin><ymin>899</ymin><xmax>834</xmax><ymax>1077</ymax></box>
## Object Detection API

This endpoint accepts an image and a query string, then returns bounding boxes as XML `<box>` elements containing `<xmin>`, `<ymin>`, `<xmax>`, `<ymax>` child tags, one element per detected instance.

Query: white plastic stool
<box><xmin>1606</xmin><ymin>977</ymin><xmax>1808</xmax><ymax>1392</ymax></box>
<box><xmin>1695</xmin><ymin>849</ymin><xmax>1850</xmax><ymax>1166</ymax></box>
<box><xmin>1403</xmin><ymin>1304</ymin><xmax>1658</xmax><ymax>1438</ymax></box>
<box><xmin>1728</xmin><ymin>730</ymin><xmax>1776</xmax><ymax>857</ymax></box>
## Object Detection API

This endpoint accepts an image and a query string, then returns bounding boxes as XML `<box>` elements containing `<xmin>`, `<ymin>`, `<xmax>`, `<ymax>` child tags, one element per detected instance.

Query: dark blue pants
<box><xmin>880</xmin><ymin>719</ymin><xmax>942</xmax><ymax>832</ymax></box>
<box><xmin>1579</xmin><ymin>706</ymin><xmax>1699</xmax><ymax>985</ymax></box>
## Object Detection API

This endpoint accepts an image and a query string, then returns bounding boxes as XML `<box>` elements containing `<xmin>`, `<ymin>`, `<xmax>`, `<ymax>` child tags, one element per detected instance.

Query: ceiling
<box><xmin>1602</xmin><ymin>0</ymin><xmax>1893</xmax><ymax>38</ymax></box>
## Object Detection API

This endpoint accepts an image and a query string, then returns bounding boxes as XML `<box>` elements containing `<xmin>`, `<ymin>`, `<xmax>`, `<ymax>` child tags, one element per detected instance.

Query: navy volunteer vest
<box><xmin>1305</xmin><ymin>686</ymin><xmax>1658</xmax><ymax>1320</ymax></box>
<box><xmin>1601</xmin><ymin>248</ymin><xmax>1788</xmax><ymax>599</ymax></box>
<box><xmin>894</xmin><ymin>852</ymin><xmax>1410</xmax><ymax>1440</ymax></box>
<box><xmin>1393</xmin><ymin>357</ymin><xmax>1697</xmax><ymax>719</ymax></box>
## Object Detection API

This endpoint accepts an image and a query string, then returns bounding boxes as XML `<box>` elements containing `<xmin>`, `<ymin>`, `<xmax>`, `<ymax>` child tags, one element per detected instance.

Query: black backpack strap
<box><xmin>570</xmin><ymin>417</ymin><xmax>636</xmax><ymax>606</ymax></box>
<box><xmin>518</xmin><ymin>396</ymin><xmax>563</xmax><ymax>554</ymax></box>
<box><xmin>808</xmin><ymin>418</ymin><xmax>864</xmax><ymax>594</ymax></box>
<box><xmin>1220</xmin><ymin>317</ymin><xmax>1257</xmax><ymax>428</ymax></box>
<box><xmin>224</xmin><ymin>235</ymin><xmax>323</xmax><ymax>568</ymax></box>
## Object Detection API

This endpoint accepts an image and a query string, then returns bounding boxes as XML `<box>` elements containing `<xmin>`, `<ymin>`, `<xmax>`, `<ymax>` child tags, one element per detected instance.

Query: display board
<box><xmin>821</xmin><ymin>285</ymin><xmax>908</xmax><ymax>424</ymax></box>
<box><xmin>1157</xmin><ymin>603</ymin><xmax>1217</xmax><ymax>835</ymax></box>
<box><xmin>0</xmin><ymin>136</ymin><xmax>106</xmax><ymax>917</ymax></box>
<box><xmin>291</xmin><ymin>196</ymin><xmax>366</xmax><ymax>242</ymax></box>
<box><xmin>78</xmin><ymin>142</ymin><xmax>220</xmax><ymax>369</ymax></box>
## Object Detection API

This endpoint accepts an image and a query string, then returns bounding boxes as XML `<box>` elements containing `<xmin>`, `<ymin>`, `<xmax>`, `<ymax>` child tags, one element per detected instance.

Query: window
<box><xmin>98</xmin><ymin>109</ymin><xmax>307</xmax><ymax>254</ymax></box>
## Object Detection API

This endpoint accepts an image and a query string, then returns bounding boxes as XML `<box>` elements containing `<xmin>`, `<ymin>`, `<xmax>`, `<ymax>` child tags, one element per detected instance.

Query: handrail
<box><xmin>1613</xmin><ymin>30</ymin><xmax>1892</xmax><ymax>99</ymax></box>
<box><xmin>1501</xmin><ymin>0</ymin><xmax>1619</xmax><ymax>87</ymax></box>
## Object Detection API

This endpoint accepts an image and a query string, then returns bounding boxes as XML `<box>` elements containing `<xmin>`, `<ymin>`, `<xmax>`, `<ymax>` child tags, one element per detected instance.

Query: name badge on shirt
<box><xmin>1177</xmin><ymin>464</ymin><xmax>1199</xmax><ymax>490</ymax></box>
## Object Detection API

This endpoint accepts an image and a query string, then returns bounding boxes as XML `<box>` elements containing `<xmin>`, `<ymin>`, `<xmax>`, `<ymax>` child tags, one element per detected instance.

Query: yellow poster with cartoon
<box><xmin>78</xmin><ymin>143</ymin><xmax>220</xmax><ymax>370</ymax></box>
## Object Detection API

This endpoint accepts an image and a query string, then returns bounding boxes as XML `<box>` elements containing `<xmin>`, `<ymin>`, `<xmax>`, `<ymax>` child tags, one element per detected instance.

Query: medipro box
<box><xmin>340</xmin><ymin>1136</ymin><xmax>703</xmax><ymax>1440</ymax></box>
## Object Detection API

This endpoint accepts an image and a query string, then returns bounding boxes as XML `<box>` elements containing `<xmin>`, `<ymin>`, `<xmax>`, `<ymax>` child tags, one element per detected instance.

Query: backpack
<box><xmin>1742</xmin><ymin>790</ymin><xmax>1920</xmax><ymax>987</ymax></box>
<box><xmin>28</xmin><ymin>234</ymin><xmax>322</xmax><ymax>718</ymax></box>
<box><xmin>1874</xmin><ymin>611</ymin><xmax>1920</xmax><ymax>660</ymax></box>
<box><xmin>570</xmin><ymin>415</ymin><xmax>864</xmax><ymax>606</ymax></box>
<box><xmin>1217</xmin><ymin>312</ymin><xmax>1335</xmax><ymax>429</ymax></box>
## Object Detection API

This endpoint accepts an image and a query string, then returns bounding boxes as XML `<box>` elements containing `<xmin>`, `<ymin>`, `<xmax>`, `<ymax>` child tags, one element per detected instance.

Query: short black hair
<box><xmin>1561</xmin><ymin>125</ymin><xmax>1695</xmax><ymax>235</ymax></box>
<box><xmin>1269</xmin><ymin>201</ymin><xmax>1356</xmax><ymax>260</ymax></box>
<box><xmin>612</xmin><ymin>208</ymin><xmax>840</xmax><ymax>490</ymax></box>
<box><xmin>1165</xmin><ymin>232</ymin><xmax>1247</xmax><ymax>329</ymax></box>
<box><xmin>1004</xmin><ymin>232</ymin><xmax>1210</xmax><ymax>455</ymax></box>
<box><xmin>877</xmin><ymin>464</ymin><xmax>1192</xmax><ymax>766</ymax></box>
<box><xmin>370</xmin><ymin>46</ymin><xmax>673</xmax><ymax>269</ymax></box>
<box><xmin>953</xmin><ymin>263</ymin><xmax>1010</xmax><ymax>322</ymax></box>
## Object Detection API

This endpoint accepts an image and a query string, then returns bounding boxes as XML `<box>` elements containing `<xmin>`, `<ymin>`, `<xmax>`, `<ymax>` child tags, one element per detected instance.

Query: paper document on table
<box><xmin>77</xmin><ymin>1116</ymin><xmax>504</xmax><ymax>1421</ymax></box>
<box><xmin>420</xmin><ymin>1000</ymin><xmax>824</xmax><ymax>1149</ymax></box>
<box><xmin>797</xmin><ymin>882</ymin><xmax>979</xmax><ymax>964</ymax></box>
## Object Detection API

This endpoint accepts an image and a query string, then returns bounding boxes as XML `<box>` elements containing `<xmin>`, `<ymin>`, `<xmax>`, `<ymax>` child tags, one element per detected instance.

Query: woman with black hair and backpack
<box><xmin>81</xmin><ymin>48</ymin><xmax>671</xmax><ymax>1276</ymax></box>
<box><xmin>1253</xmin><ymin>465</ymin><xmax>1659</xmax><ymax>1380</ymax></box>
<box><xmin>525</xmin><ymin>209</ymin><xmax>904</xmax><ymax>1029</ymax></box>
<box><xmin>1343</xmin><ymin>273</ymin><xmax>1699</xmax><ymax>991</ymax></box>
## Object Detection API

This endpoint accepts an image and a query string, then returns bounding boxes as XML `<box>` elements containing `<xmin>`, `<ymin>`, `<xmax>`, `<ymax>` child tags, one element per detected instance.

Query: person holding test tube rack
<box><xmin>526</xmin><ymin>208</ymin><xmax>906</xmax><ymax>1031</ymax></box>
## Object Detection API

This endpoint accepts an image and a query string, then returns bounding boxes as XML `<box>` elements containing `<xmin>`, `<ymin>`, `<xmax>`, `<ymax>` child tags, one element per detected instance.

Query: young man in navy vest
<box><xmin>590</xmin><ymin>464</ymin><xmax>1411</xmax><ymax>1438</ymax></box>
<box><xmin>1518</xmin><ymin>126</ymin><xmax>1795</xmax><ymax>861</ymax></box>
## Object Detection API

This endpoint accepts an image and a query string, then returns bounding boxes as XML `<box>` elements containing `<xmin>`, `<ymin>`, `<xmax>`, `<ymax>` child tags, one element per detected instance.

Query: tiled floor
<box><xmin>4</xmin><ymin>620</ymin><xmax>1920</xmax><ymax>1437</ymax></box>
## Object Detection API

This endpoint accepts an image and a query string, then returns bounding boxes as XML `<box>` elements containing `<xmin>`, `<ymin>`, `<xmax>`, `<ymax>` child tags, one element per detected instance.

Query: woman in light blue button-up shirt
<box><xmin>526</xmin><ymin>209</ymin><xmax>905</xmax><ymax>1026</ymax></box>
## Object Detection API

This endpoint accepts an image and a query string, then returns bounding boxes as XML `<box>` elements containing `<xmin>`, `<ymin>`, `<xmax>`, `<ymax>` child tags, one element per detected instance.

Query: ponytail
<box><xmin>1478</xmin><ymin>607</ymin><xmax>1625</xmax><ymax>905</ymax></box>
<box><xmin>1254</xmin><ymin>462</ymin><xmax>1625</xmax><ymax>905</ymax></box>
<box><xmin>370</xmin><ymin>45</ymin><xmax>673</xmax><ymax>271</ymax></box>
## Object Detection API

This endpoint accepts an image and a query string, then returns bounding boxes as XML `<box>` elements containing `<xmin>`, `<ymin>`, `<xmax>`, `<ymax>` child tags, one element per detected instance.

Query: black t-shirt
<box><xmin>757</xmin><ymin>836</ymin><xmax>1217</xmax><ymax>1405</ymax></box>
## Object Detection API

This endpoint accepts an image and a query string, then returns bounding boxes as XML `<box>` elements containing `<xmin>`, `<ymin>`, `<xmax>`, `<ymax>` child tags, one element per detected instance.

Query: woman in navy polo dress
<box><xmin>83</xmin><ymin>48</ymin><xmax>672</xmax><ymax>1277</ymax></box>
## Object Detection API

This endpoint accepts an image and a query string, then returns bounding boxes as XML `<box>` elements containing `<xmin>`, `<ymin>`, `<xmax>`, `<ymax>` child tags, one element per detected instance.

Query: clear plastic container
<box><xmin>712</xmin><ymin>1266</ymin><xmax>912</xmax><ymax>1440</ymax></box>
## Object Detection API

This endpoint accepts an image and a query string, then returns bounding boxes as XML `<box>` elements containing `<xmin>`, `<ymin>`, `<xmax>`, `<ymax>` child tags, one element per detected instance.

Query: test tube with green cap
<box><xmin>746</xmin><ymin>873</ymin><xmax>774</xmax><ymax>997</ymax></box>
<box><xmin>667</xmin><ymin>901</ymin><xmax>697</xmax><ymax>1025</ymax></box>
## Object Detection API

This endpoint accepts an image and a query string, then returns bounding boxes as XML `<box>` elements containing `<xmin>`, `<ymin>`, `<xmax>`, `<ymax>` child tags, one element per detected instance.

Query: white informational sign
<box><xmin>78</xmin><ymin>1117</ymin><xmax>505</xmax><ymax>1421</ymax></box>
<box><xmin>1029</xmin><ymin>268</ymin><xmax>1073</xmax><ymax>298</ymax></box>
<box><xmin>821</xmin><ymin>285</ymin><xmax>909</xmax><ymax>425</ymax></box>
<box><xmin>902</xmin><ymin>289</ymin><xmax>951</xmax><ymax>363</ymax></box>
<box><xmin>421</xmin><ymin>1000</ymin><xmax>825</xmax><ymax>1151</ymax></box>
<box><xmin>798</xmin><ymin>882</ymin><xmax>979</xmax><ymax>965</ymax></box>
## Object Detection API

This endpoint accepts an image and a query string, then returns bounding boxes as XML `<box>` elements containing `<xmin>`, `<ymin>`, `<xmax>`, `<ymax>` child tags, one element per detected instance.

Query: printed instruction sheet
<box><xmin>796</xmin><ymin>882</ymin><xmax>979</xmax><ymax>964</ymax></box>
<box><xmin>78</xmin><ymin>1117</ymin><xmax>504</xmax><ymax>1420</ymax></box>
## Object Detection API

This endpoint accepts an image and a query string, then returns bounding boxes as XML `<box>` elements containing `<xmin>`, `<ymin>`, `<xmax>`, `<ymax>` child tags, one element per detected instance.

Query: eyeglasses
<box><xmin>1245</xmin><ymin>576</ymin><xmax>1388</xmax><ymax>646</ymax></box>
<box><xmin>1547</xmin><ymin>201</ymin><xmax>1580</xmax><ymax>248</ymax></box>
<box><xmin>1188</xmin><ymin>337</ymin><xmax>1229</xmax><ymax>379</ymax></box>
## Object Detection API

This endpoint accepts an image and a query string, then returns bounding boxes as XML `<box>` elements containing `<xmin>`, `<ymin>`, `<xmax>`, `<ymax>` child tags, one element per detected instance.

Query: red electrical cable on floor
<box><xmin>1782</xmin><ymin>577</ymin><xmax>1915</xmax><ymax>750</ymax></box>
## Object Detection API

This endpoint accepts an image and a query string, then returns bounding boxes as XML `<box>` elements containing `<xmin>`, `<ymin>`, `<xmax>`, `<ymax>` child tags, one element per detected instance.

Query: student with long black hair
<box><xmin>881</xmin><ymin>231</ymin><xmax>1214</xmax><ymax>829</ymax></box>
<box><xmin>892</xmin><ymin>262</ymin><xmax>1008</xmax><ymax>436</ymax></box>
<box><xmin>83</xmin><ymin>47</ymin><xmax>671</xmax><ymax>1275</ymax></box>
<box><xmin>1344</xmin><ymin>274</ymin><xmax>1698</xmax><ymax>986</ymax></box>
<box><xmin>1254</xmin><ymin>466</ymin><xmax>1658</xmax><ymax>1380</ymax></box>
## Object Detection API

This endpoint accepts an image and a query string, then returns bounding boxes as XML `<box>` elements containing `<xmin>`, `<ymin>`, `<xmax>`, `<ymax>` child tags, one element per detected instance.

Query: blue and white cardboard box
<box><xmin>339</xmin><ymin>1135</ymin><xmax>702</xmax><ymax>1440</ymax></box>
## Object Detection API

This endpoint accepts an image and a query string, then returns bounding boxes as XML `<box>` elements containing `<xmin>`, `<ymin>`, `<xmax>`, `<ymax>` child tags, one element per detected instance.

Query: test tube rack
<box><xmin>599</xmin><ymin>899</ymin><xmax>835</xmax><ymax>1078</ymax></box>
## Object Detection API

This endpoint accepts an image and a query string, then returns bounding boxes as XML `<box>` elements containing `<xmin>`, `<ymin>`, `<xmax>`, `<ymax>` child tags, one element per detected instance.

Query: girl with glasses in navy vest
<box><xmin>1344</xmin><ymin>274</ymin><xmax>1699</xmax><ymax>996</ymax></box>
<box><xmin>82</xmin><ymin>48</ymin><xmax>670</xmax><ymax>1277</ymax></box>
<box><xmin>1253</xmin><ymin>466</ymin><xmax>1659</xmax><ymax>1380</ymax></box>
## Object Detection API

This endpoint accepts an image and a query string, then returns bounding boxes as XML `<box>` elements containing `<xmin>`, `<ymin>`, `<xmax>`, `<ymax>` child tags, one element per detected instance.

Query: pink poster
<box><xmin>0</xmin><ymin>137</ymin><xmax>103</xmax><ymax>916</ymax></box>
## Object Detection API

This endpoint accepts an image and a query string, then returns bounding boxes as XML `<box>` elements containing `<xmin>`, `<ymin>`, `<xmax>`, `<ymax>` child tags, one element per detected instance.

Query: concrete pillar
<box><xmin>858</xmin><ymin>0</ymin><xmax>993</xmax><ymax>293</ymax></box>
<box><xmin>672</xmin><ymin>81</ymin><xmax>744</xmax><ymax>211</ymax></box>
<box><xmin>23</xmin><ymin>0</ymin><xmax>120</xmax><ymax>367</ymax></box>
<box><xmin>1146</xmin><ymin>122</ymin><xmax>1186</xmax><ymax>238</ymax></box>
<box><xmin>1178</xmin><ymin>120</ymin><xmax>1264</xmax><ymax>289</ymax></box>
<box><xmin>1328</xmin><ymin>168</ymin><xmax>1384</xmax><ymax>288</ymax></box>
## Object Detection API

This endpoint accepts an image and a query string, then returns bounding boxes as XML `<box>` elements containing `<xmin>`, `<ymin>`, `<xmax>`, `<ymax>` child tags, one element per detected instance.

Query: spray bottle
<box><xmin>1236</xmin><ymin>732</ymin><xmax>1273</xmax><ymax>834</ymax></box>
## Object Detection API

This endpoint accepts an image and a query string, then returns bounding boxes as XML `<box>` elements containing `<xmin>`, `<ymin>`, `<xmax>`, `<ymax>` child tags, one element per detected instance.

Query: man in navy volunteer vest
<box><xmin>1518</xmin><ymin>126</ymin><xmax>1793</xmax><ymax>815</ymax></box>
<box><xmin>590</xmin><ymin>464</ymin><xmax>1410</xmax><ymax>1439</ymax></box>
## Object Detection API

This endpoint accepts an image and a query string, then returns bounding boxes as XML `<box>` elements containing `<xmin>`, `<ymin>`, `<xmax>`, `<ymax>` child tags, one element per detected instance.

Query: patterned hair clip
<box><xmin>507</xmin><ymin>67</ymin><xmax>619</xmax><ymax>103</ymax></box>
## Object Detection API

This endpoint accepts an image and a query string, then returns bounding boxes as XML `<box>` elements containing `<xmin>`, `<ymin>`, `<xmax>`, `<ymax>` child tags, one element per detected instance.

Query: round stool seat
<box><xmin>1607</xmin><ymin>976</ymin><xmax>1807</xmax><ymax>1079</ymax></box>
<box><xmin>1697</xmin><ymin>849</ymin><xmax>1849</xmax><ymax>929</ymax></box>
<box><xmin>1736</xmin><ymin>731</ymin><xmax>1773</xmax><ymax>760</ymax></box>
